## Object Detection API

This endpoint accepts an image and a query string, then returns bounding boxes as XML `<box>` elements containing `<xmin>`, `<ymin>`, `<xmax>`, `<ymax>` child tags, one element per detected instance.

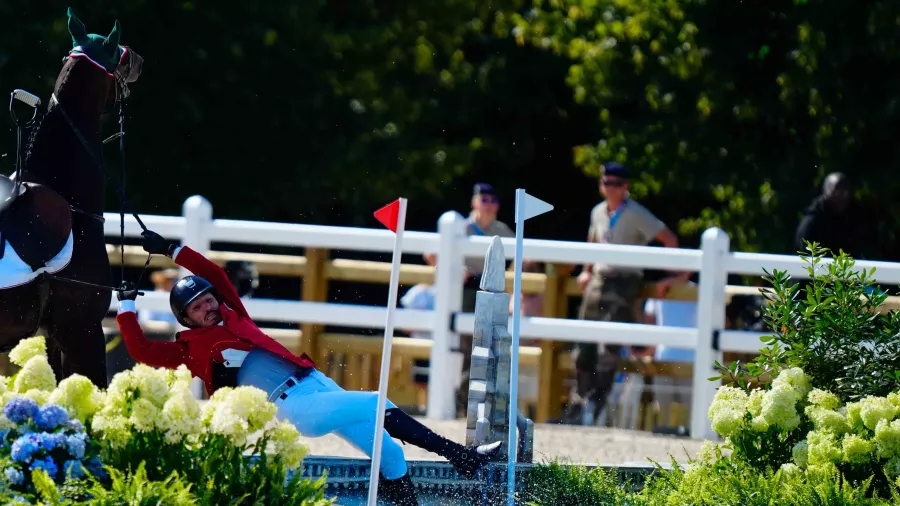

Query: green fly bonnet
<box><xmin>65</xmin><ymin>8</ymin><xmax>142</xmax><ymax>95</ymax></box>
<box><xmin>66</xmin><ymin>7</ymin><xmax>125</xmax><ymax>75</ymax></box>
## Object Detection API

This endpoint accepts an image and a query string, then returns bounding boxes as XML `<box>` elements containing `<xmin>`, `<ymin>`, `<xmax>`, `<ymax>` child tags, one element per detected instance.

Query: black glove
<box><xmin>117</xmin><ymin>283</ymin><xmax>139</xmax><ymax>302</ymax></box>
<box><xmin>141</xmin><ymin>230</ymin><xmax>176</xmax><ymax>257</ymax></box>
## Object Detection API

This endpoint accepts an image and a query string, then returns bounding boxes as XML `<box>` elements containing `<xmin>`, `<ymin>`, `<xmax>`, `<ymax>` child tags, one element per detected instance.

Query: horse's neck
<box><xmin>22</xmin><ymin>57</ymin><xmax>111</xmax><ymax>220</ymax></box>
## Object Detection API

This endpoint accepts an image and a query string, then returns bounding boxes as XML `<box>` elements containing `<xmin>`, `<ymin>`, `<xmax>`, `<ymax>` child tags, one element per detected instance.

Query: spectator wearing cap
<box><xmin>565</xmin><ymin>162</ymin><xmax>688</xmax><ymax>426</ymax></box>
<box><xmin>425</xmin><ymin>182</ymin><xmax>514</xmax><ymax>417</ymax></box>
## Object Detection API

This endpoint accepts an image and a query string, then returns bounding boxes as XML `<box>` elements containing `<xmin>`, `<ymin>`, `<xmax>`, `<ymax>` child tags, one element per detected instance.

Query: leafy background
<box><xmin>1</xmin><ymin>0</ymin><xmax>897</xmax><ymax>260</ymax></box>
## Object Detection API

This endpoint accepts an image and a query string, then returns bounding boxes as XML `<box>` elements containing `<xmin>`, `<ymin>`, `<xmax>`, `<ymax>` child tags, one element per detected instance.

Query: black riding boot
<box><xmin>383</xmin><ymin>408</ymin><xmax>503</xmax><ymax>478</ymax></box>
<box><xmin>378</xmin><ymin>472</ymin><xmax>419</xmax><ymax>506</ymax></box>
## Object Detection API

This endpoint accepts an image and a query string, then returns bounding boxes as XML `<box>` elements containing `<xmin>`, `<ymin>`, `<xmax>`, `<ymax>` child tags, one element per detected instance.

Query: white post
<box><xmin>427</xmin><ymin>211</ymin><xmax>467</xmax><ymax>419</ymax></box>
<box><xmin>181</xmin><ymin>195</ymin><xmax>213</xmax><ymax>400</ymax></box>
<box><xmin>506</xmin><ymin>189</ymin><xmax>526</xmax><ymax>505</ymax></box>
<box><xmin>367</xmin><ymin>199</ymin><xmax>407</xmax><ymax>506</ymax></box>
<box><xmin>691</xmin><ymin>227</ymin><xmax>729</xmax><ymax>440</ymax></box>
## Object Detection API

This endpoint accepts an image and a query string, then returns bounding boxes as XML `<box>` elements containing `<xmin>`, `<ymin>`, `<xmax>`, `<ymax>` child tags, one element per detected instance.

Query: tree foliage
<box><xmin>501</xmin><ymin>0</ymin><xmax>900</xmax><ymax>254</ymax></box>
<box><xmin>1</xmin><ymin>0</ymin><xmax>599</xmax><ymax>240</ymax></box>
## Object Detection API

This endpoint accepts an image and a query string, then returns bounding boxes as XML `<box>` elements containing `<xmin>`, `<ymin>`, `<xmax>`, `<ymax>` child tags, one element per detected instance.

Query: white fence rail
<box><xmin>102</xmin><ymin>195</ymin><xmax>900</xmax><ymax>441</ymax></box>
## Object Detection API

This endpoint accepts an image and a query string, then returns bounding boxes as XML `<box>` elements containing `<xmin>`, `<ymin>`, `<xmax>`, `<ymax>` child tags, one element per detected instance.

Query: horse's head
<box><xmin>64</xmin><ymin>8</ymin><xmax>143</xmax><ymax>112</ymax></box>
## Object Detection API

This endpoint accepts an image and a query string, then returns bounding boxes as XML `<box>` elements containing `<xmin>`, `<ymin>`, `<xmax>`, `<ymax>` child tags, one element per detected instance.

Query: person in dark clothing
<box><xmin>794</xmin><ymin>172</ymin><xmax>861</xmax><ymax>258</ymax></box>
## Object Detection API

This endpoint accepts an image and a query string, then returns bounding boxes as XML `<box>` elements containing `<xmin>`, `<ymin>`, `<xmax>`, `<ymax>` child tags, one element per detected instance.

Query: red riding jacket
<box><xmin>115</xmin><ymin>246</ymin><xmax>317</xmax><ymax>395</ymax></box>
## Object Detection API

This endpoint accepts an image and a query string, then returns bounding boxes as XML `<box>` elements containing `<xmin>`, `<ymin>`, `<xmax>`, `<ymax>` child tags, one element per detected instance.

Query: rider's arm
<box><xmin>171</xmin><ymin>246</ymin><xmax>249</xmax><ymax>317</ymax></box>
<box><xmin>115</xmin><ymin>300</ymin><xmax>189</xmax><ymax>369</ymax></box>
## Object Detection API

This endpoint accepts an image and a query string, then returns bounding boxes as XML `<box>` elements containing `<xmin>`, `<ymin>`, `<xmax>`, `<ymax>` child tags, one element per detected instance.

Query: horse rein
<box><xmin>37</xmin><ymin>66</ymin><xmax>152</xmax><ymax>296</ymax></box>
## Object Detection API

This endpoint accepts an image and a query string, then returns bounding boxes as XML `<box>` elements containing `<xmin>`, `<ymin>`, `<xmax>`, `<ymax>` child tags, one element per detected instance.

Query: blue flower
<box><xmin>65</xmin><ymin>419</ymin><xmax>84</xmax><ymax>432</ymax></box>
<box><xmin>30</xmin><ymin>457</ymin><xmax>58</xmax><ymax>479</ymax></box>
<box><xmin>3</xmin><ymin>397</ymin><xmax>39</xmax><ymax>424</ymax></box>
<box><xmin>63</xmin><ymin>460</ymin><xmax>85</xmax><ymax>479</ymax></box>
<box><xmin>4</xmin><ymin>466</ymin><xmax>23</xmax><ymax>485</ymax></box>
<box><xmin>85</xmin><ymin>456</ymin><xmax>106</xmax><ymax>479</ymax></box>
<box><xmin>35</xmin><ymin>405</ymin><xmax>68</xmax><ymax>431</ymax></box>
<box><xmin>38</xmin><ymin>432</ymin><xmax>65</xmax><ymax>451</ymax></box>
<box><xmin>10</xmin><ymin>434</ymin><xmax>41</xmax><ymax>463</ymax></box>
<box><xmin>65</xmin><ymin>435</ymin><xmax>86</xmax><ymax>460</ymax></box>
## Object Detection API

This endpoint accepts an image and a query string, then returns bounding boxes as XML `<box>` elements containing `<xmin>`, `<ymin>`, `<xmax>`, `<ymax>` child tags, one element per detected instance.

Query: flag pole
<box><xmin>506</xmin><ymin>189</ymin><xmax>552</xmax><ymax>505</ymax></box>
<box><xmin>367</xmin><ymin>197</ymin><xmax>408</xmax><ymax>506</ymax></box>
<box><xmin>506</xmin><ymin>189</ymin><xmax>526</xmax><ymax>505</ymax></box>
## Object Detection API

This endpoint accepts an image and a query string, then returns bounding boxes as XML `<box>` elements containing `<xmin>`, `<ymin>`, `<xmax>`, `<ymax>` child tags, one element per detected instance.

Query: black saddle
<box><xmin>0</xmin><ymin>175</ymin><xmax>72</xmax><ymax>272</ymax></box>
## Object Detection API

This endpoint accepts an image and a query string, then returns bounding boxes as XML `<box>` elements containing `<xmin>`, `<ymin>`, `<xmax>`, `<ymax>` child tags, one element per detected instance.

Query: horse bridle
<box><xmin>37</xmin><ymin>48</ymin><xmax>153</xmax><ymax>295</ymax></box>
<box><xmin>49</xmin><ymin>47</ymin><xmax>145</xmax><ymax>229</ymax></box>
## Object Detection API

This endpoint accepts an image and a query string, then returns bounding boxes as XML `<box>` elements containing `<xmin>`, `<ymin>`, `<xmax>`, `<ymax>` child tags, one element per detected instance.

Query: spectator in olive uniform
<box><xmin>565</xmin><ymin>163</ymin><xmax>688</xmax><ymax>426</ymax></box>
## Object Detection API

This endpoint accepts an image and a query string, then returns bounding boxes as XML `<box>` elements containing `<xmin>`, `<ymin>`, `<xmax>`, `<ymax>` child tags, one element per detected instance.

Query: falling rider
<box><xmin>114</xmin><ymin>230</ymin><xmax>502</xmax><ymax>506</ymax></box>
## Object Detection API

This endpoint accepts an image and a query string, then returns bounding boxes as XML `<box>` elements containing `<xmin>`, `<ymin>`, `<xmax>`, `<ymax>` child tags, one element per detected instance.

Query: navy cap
<box><xmin>601</xmin><ymin>162</ymin><xmax>628</xmax><ymax>179</ymax></box>
<box><xmin>473</xmin><ymin>182</ymin><xmax>496</xmax><ymax>196</ymax></box>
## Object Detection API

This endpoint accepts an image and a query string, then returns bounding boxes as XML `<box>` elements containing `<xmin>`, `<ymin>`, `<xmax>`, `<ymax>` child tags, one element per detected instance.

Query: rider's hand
<box><xmin>141</xmin><ymin>230</ymin><xmax>176</xmax><ymax>257</ymax></box>
<box><xmin>117</xmin><ymin>283</ymin><xmax>139</xmax><ymax>302</ymax></box>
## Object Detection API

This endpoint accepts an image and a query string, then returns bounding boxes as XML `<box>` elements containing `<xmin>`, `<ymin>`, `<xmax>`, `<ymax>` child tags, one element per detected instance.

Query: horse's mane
<box><xmin>22</xmin><ymin>55</ymin><xmax>101</xmax><ymax>174</ymax></box>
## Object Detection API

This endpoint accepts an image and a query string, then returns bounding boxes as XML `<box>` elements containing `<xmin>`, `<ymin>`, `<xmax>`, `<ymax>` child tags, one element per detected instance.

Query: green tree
<box><xmin>1</xmin><ymin>0</ymin><xmax>596</xmax><ymax>239</ymax></box>
<box><xmin>500</xmin><ymin>0</ymin><xmax>900</xmax><ymax>255</ymax></box>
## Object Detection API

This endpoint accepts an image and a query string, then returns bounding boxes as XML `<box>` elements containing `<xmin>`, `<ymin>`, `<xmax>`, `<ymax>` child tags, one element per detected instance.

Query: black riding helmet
<box><xmin>170</xmin><ymin>275</ymin><xmax>218</xmax><ymax>328</ymax></box>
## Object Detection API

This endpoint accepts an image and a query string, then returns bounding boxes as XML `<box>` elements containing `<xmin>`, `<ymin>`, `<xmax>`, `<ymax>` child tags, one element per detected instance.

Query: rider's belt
<box><xmin>268</xmin><ymin>366</ymin><xmax>314</xmax><ymax>403</ymax></box>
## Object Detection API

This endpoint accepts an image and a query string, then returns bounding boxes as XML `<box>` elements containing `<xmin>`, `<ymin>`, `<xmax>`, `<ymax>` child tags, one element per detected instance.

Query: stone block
<box><xmin>495</xmin><ymin>356</ymin><xmax>511</xmax><ymax>394</ymax></box>
<box><xmin>475</xmin><ymin>417</ymin><xmax>490</xmax><ymax>445</ymax></box>
<box><xmin>468</xmin><ymin>380</ymin><xmax>487</xmax><ymax>403</ymax></box>
<box><xmin>469</xmin><ymin>346</ymin><xmax>492</xmax><ymax>381</ymax></box>
<box><xmin>492</xmin><ymin>326</ymin><xmax>512</xmax><ymax>358</ymax></box>
<box><xmin>480</xmin><ymin>399</ymin><xmax>492</xmax><ymax>422</ymax></box>
<box><xmin>522</xmin><ymin>419</ymin><xmax>535</xmax><ymax>463</ymax></box>
<box><xmin>492</xmin><ymin>396</ymin><xmax>509</xmax><ymax>425</ymax></box>
<box><xmin>493</xmin><ymin>324</ymin><xmax>511</xmax><ymax>344</ymax></box>
<box><xmin>473</xmin><ymin>317</ymin><xmax>492</xmax><ymax>350</ymax></box>
<box><xmin>466</xmin><ymin>399</ymin><xmax>480</xmax><ymax>430</ymax></box>
<box><xmin>490</xmin><ymin>293</ymin><xmax>511</xmax><ymax>325</ymax></box>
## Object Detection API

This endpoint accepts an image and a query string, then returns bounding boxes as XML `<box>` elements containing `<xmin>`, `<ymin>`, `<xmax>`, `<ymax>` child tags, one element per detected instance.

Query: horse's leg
<box><xmin>45</xmin><ymin>219</ymin><xmax>113</xmax><ymax>388</ymax></box>
<box><xmin>46</xmin><ymin>310</ymin><xmax>108</xmax><ymax>388</ymax></box>
<box><xmin>0</xmin><ymin>286</ymin><xmax>42</xmax><ymax>349</ymax></box>
<box><xmin>45</xmin><ymin>278</ymin><xmax>110</xmax><ymax>388</ymax></box>
<box><xmin>45</xmin><ymin>335</ymin><xmax>64</xmax><ymax>382</ymax></box>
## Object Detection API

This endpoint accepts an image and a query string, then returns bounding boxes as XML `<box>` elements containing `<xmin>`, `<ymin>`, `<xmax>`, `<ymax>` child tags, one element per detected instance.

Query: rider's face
<box><xmin>183</xmin><ymin>293</ymin><xmax>221</xmax><ymax>328</ymax></box>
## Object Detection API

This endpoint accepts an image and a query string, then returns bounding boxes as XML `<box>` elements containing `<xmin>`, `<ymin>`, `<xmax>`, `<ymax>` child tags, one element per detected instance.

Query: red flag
<box><xmin>374</xmin><ymin>199</ymin><xmax>401</xmax><ymax>232</ymax></box>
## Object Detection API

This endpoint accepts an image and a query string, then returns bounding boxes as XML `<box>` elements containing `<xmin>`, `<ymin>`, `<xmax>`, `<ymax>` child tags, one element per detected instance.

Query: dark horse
<box><xmin>0</xmin><ymin>8</ymin><xmax>143</xmax><ymax>387</ymax></box>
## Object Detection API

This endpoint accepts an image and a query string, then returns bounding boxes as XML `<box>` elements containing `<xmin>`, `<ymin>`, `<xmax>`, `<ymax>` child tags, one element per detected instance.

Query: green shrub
<box><xmin>716</xmin><ymin>242</ymin><xmax>900</xmax><ymax>402</ymax></box>
<box><xmin>519</xmin><ymin>460</ymin><xmax>633</xmax><ymax>506</ymax></box>
<box><xmin>523</xmin><ymin>449</ymin><xmax>900</xmax><ymax>506</ymax></box>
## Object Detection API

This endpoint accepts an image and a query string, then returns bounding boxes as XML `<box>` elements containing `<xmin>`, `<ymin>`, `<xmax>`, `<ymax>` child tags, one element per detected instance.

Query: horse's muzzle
<box><xmin>117</xmin><ymin>47</ymin><xmax>143</xmax><ymax>85</ymax></box>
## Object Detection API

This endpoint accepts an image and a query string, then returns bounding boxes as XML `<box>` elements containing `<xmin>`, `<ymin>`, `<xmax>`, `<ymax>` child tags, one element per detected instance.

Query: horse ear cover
<box><xmin>104</xmin><ymin>20</ymin><xmax>121</xmax><ymax>58</ymax></box>
<box><xmin>67</xmin><ymin>7</ymin><xmax>89</xmax><ymax>46</ymax></box>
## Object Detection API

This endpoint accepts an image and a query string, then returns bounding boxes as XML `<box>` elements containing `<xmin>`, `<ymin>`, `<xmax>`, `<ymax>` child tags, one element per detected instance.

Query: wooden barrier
<box><xmin>101</xmin><ymin>318</ymin><xmax>693</xmax><ymax>428</ymax></box>
<box><xmin>107</xmin><ymin>244</ymin><xmax>900</xmax><ymax>424</ymax></box>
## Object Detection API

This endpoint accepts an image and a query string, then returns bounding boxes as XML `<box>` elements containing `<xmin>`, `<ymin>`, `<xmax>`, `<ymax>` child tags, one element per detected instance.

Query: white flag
<box><xmin>517</xmin><ymin>192</ymin><xmax>554</xmax><ymax>223</ymax></box>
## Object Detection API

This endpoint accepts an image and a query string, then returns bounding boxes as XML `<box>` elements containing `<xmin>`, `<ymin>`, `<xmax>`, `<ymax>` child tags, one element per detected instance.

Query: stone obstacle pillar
<box><xmin>465</xmin><ymin>235</ymin><xmax>535</xmax><ymax>464</ymax></box>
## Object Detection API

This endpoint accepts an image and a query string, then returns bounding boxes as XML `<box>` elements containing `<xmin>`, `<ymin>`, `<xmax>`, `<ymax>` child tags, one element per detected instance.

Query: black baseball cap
<box><xmin>473</xmin><ymin>182</ymin><xmax>497</xmax><ymax>196</ymax></box>
<box><xmin>601</xmin><ymin>162</ymin><xmax>628</xmax><ymax>179</ymax></box>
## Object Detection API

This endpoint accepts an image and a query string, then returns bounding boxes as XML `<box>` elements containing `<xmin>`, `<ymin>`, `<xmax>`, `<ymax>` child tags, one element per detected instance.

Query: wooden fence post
<box><xmin>300</xmin><ymin>248</ymin><xmax>329</xmax><ymax>362</ymax></box>
<box><xmin>536</xmin><ymin>263</ymin><xmax>572</xmax><ymax>422</ymax></box>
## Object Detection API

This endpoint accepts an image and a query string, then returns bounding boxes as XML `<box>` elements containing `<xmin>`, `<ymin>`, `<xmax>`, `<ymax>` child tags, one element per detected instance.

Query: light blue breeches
<box><xmin>274</xmin><ymin>370</ymin><xmax>407</xmax><ymax>479</ymax></box>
